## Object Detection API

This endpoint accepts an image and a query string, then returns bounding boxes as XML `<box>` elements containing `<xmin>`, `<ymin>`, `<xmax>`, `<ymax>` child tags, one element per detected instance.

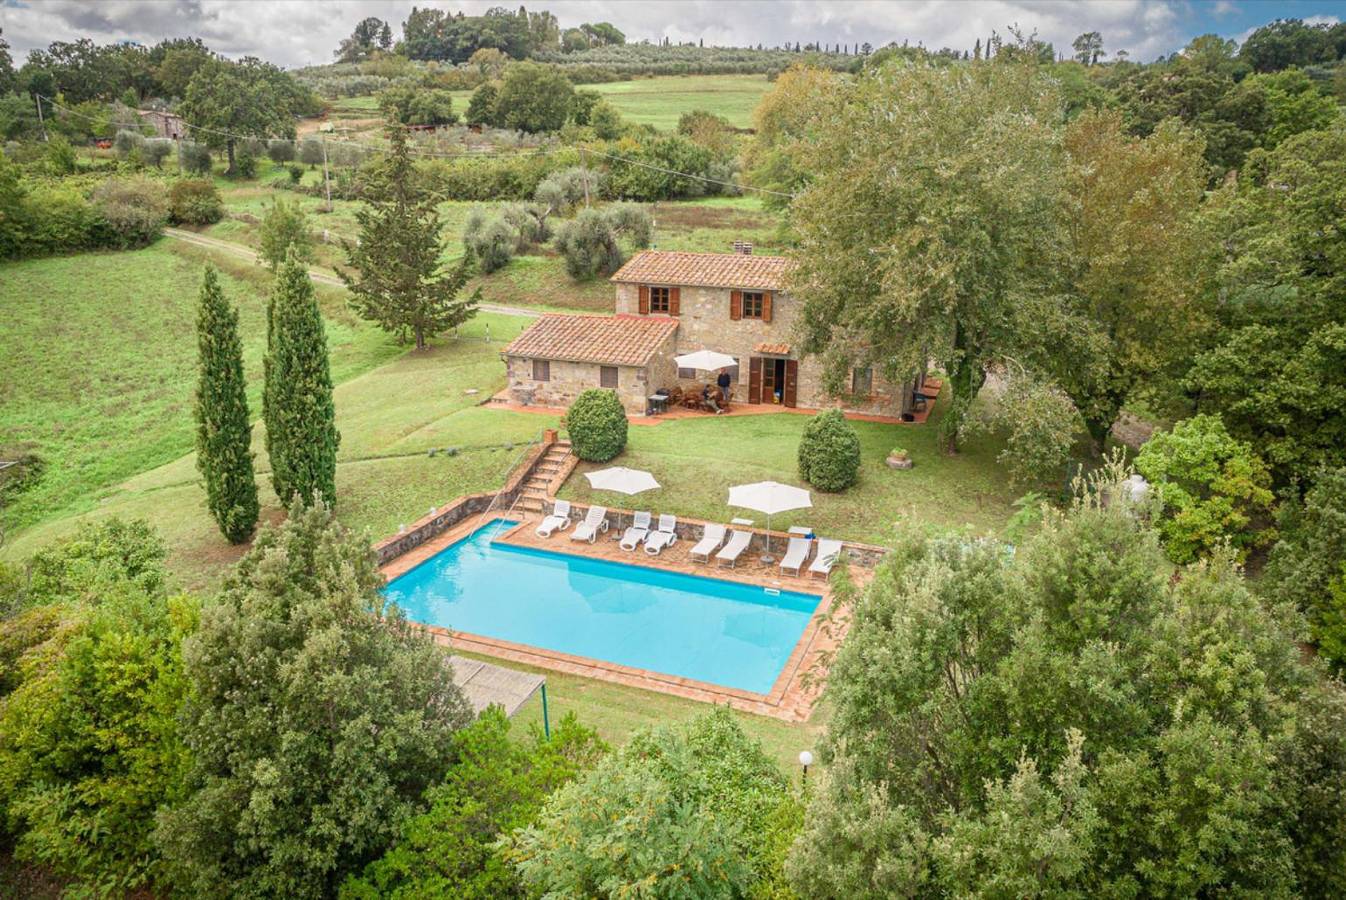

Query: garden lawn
<box><xmin>559</xmin><ymin>395</ymin><xmax>1024</xmax><ymax>545</ymax></box>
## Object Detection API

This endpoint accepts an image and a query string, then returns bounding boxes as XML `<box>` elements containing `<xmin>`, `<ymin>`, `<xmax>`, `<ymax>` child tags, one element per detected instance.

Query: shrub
<box><xmin>590</xmin><ymin>100</ymin><xmax>624</xmax><ymax>140</ymax></box>
<box><xmin>507</xmin><ymin>709</ymin><xmax>795</xmax><ymax>898</ymax></box>
<box><xmin>465</xmin><ymin>82</ymin><xmax>499</xmax><ymax>127</ymax></box>
<box><xmin>1265</xmin><ymin>467</ymin><xmax>1346</xmax><ymax>672</ymax></box>
<box><xmin>463</xmin><ymin>208</ymin><xmax>518</xmax><ymax>273</ymax></box>
<box><xmin>43</xmin><ymin>136</ymin><xmax>78</xmax><ymax>175</ymax></box>
<box><xmin>90</xmin><ymin>177</ymin><xmax>169</xmax><ymax>248</ymax></box>
<box><xmin>553</xmin><ymin>208</ymin><xmax>623</xmax><ymax>280</ymax></box>
<box><xmin>0</xmin><ymin>520</ymin><xmax>191</xmax><ymax>895</ymax></box>
<box><xmin>299</xmin><ymin>137</ymin><xmax>325</xmax><ymax>167</ymax></box>
<box><xmin>258</xmin><ymin>196</ymin><xmax>314</xmax><ymax>269</ymax></box>
<box><xmin>233</xmin><ymin>147</ymin><xmax>257</xmax><ymax>178</ymax></box>
<box><xmin>143</xmin><ymin>138</ymin><xmax>174</xmax><ymax>169</ymax></box>
<box><xmin>798</xmin><ymin>408</ymin><xmax>861</xmax><ymax>491</ymax></box>
<box><xmin>564</xmin><ymin>389</ymin><xmax>627</xmax><ymax>462</ymax></box>
<box><xmin>287</xmin><ymin>163</ymin><xmax>304</xmax><ymax>183</ymax></box>
<box><xmin>178</xmin><ymin>141</ymin><xmax>212</xmax><ymax>175</ymax></box>
<box><xmin>113</xmin><ymin>128</ymin><xmax>146</xmax><ymax>158</ymax></box>
<box><xmin>1135</xmin><ymin>414</ymin><xmax>1277</xmax><ymax>563</ymax></box>
<box><xmin>268</xmin><ymin>139</ymin><xmax>296</xmax><ymax>162</ymax></box>
<box><xmin>342</xmin><ymin>708</ymin><xmax>606</xmax><ymax>898</ymax></box>
<box><xmin>168</xmin><ymin>179</ymin><xmax>224</xmax><ymax>225</ymax></box>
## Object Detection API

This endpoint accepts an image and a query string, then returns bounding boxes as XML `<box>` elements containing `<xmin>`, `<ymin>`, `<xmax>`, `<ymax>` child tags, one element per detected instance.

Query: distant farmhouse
<box><xmin>504</xmin><ymin>246</ymin><xmax>923</xmax><ymax>419</ymax></box>
<box><xmin>137</xmin><ymin>109</ymin><xmax>186</xmax><ymax>140</ymax></box>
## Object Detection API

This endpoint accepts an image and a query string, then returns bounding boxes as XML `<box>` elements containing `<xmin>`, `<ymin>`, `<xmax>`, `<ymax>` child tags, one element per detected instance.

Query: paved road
<box><xmin>162</xmin><ymin>227</ymin><xmax>540</xmax><ymax>319</ymax></box>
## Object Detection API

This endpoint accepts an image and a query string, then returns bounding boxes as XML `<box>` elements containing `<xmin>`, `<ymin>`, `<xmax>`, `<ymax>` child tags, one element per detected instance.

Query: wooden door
<box><xmin>783</xmin><ymin>360</ymin><xmax>799</xmax><ymax>407</ymax></box>
<box><xmin>762</xmin><ymin>358</ymin><xmax>777</xmax><ymax>401</ymax></box>
<box><xmin>748</xmin><ymin>357</ymin><xmax>763</xmax><ymax>404</ymax></box>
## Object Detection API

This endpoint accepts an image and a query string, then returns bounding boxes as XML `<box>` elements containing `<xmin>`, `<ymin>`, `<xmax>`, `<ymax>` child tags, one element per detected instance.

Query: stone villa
<box><xmin>502</xmin><ymin>247</ymin><xmax>920</xmax><ymax>418</ymax></box>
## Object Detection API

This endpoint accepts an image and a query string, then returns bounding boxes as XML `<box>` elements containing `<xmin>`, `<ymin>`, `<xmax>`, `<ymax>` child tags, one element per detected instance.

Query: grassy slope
<box><xmin>0</xmin><ymin>243</ymin><xmax>400</xmax><ymax>531</ymax></box>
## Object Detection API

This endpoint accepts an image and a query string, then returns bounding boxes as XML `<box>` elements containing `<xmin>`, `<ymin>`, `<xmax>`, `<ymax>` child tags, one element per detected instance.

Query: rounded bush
<box><xmin>565</xmin><ymin>389</ymin><xmax>628</xmax><ymax>462</ymax></box>
<box><xmin>168</xmin><ymin>179</ymin><xmax>224</xmax><ymax>225</ymax></box>
<box><xmin>797</xmin><ymin>408</ymin><xmax>861</xmax><ymax>492</ymax></box>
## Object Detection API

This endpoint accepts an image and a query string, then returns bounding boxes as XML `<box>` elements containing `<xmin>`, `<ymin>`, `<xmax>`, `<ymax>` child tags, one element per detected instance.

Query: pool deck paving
<box><xmin>380</xmin><ymin>511</ymin><xmax>861</xmax><ymax>723</ymax></box>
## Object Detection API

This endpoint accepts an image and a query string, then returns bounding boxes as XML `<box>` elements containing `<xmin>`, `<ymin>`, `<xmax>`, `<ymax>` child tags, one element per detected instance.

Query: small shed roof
<box><xmin>611</xmin><ymin>250</ymin><xmax>792</xmax><ymax>291</ymax></box>
<box><xmin>448</xmin><ymin>656</ymin><xmax>544</xmax><ymax>717</ymax></box>
<box><xmin>504</xmin><ymin>314</ymin><xmax>678</xmax><ymax>367</ymax></box>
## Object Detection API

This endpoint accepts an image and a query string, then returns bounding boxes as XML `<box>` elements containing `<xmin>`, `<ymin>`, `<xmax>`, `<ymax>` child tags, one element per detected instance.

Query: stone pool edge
<box><xmin>378</xmin><ymin>514</ymin><xmax>856</xmax><ymax>723</ymax></box>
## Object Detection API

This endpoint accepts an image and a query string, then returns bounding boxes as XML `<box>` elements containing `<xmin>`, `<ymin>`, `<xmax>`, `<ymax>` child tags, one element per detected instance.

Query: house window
<box><xmin>677</xmin><ymin>367</ymin><xmax>696</xmax><ymax>379</ymax></box>
<box><xmin>532</xmin><ymin>359</ymin><xmax>550</xmax><ymax>382</ymax></box>
<box><xmin>728</xmin><ymin>358</ymin><xmax>740</xmax><ymax>383</ymax></box>
<box><xmin>600</xmin><ymin>365</ymin><xmax>619</xmax><ymax>388</ymax></box>
<box><xmin>852</xmin><ymin>367</ymin><xmax>873</xmax><ymax>395</ymax></box>
<box><xmin>741</xmin><ymin>291</ymin><xmax>765</xmax><ymax>318</ymax></box>
<box><xmin>649</xmin><ymin>286</ymin><xmax>671</xmax><ymax>314</ymax></box>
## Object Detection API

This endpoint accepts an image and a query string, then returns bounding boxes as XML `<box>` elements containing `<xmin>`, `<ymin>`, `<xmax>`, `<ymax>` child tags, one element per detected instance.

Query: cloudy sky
<box><xmin>3</xmin><ymin>0</ymin><xmax>1344</xmax><ymax>68</ymax></box>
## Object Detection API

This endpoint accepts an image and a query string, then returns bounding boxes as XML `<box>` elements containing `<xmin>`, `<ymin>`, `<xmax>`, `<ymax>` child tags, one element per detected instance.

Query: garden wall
<box><xmin>373</xmin><ymin>436</ymin><xmax>555</xmax><ymax>565</ymax></box>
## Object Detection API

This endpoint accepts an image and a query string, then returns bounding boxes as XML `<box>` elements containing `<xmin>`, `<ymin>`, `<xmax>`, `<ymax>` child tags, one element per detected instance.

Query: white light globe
<box><xmin>798</xmin><ymin>750</ymin><xmax>814</xmax><ymax>767</ymax></box>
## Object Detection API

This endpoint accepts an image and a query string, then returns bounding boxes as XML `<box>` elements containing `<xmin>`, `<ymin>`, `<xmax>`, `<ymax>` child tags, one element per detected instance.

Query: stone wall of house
<box><xmin>506</xmin><ymin>357</ymin><xmax>651</xmax><ymax>415</ymax></box>
<box><xmin>615</xmin><ymin>281</ymin><xmax>911</xmax><ymax>416</ymax></box>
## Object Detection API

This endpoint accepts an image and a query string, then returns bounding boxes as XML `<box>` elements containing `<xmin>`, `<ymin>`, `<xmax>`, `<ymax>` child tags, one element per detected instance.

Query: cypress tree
<box><xmin>194</xmin><ymin>265</ymin><xmax>259</xmax><ymax>543</ymax></box>
<box><xmin>265</xmin><ymin>248</ymin><xmax>340</xmax><ymax>507</ymax></box>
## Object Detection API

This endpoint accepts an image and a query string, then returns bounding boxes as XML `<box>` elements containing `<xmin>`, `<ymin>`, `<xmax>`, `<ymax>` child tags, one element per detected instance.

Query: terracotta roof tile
<box><xmin>753</xmin><ymin>342</ymin><xmax>792</xmax><ymax>355</ymax></box>
<box><xmin>504</xmin><ymin>314</ymin><xmax>678</xmax><ymax>367</ymax></box>
<box><xmin>611</xmin><ymin>250</ymin><xmax>791</xmax><ymax>291</ymax></box>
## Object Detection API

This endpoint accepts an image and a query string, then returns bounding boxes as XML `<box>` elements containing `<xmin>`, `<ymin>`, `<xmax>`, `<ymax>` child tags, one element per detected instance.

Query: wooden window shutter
<box><xmin>669</xmin><ymin>286</ymin><xmax>680</xmax><ymax>316</ymax></box>
<box><xmin>730</xmin><ymin>290</ymin><xmax>742</xmax><ymax>320</ymax></box>
<box><xmin>638</xmin><ymin>284</ymin><xmax>650</xmax><ymax>315</ymax></box>
<box><xmin>748</xmin><ymin>356</ymin><xmax>763</xmax><ymax>403</ymax></box>
<box><xmin>762</xmin><ymin>292</ymin><xmax>773</xmax><ymax>323</ymax></box>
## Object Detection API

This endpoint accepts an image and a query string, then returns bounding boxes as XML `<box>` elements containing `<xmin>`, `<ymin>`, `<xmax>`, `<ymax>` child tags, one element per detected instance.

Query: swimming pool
<box><xmin>383</xmin><ymin>519</ymin><xmax>823</xmax><ymax>695</ymax></box>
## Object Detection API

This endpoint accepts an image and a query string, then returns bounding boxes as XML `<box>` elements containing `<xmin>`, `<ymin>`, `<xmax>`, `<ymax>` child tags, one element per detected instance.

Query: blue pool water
<box><xmin>384</xmin><ymin>519</ymin><xmax>822</xmax><ymax>694</ymax></box>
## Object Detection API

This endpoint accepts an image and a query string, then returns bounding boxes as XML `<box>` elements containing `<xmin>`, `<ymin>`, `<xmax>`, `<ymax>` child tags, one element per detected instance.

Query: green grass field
<box><xmin>443</xmin><ymin>74</ymin><xmax>773</xmax><ymax>132</ymax></box>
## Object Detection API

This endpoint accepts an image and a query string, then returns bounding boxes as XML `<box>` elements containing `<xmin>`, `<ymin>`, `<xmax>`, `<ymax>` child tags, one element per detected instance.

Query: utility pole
<box><xmin>321</xmin><ymin>135</ymin><xmax>333</xmax><ymax>213</ymax></box>
<box><xmin>579</xmin><ymin>146</ymin><xmax>590</xmax><ymax>208</ymax></box>
<box><xmin>34</xmin><ymin>94</ymin><xmax>48</xmax><ymax>142</ymax></box>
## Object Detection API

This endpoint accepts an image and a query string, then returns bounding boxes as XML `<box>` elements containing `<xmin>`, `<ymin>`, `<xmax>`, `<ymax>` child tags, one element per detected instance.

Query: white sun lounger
<box><xmin>620</xmin><ymin>511</ymin><xmax>652</xmax><ymax>551</ymax></box>
<box><xmin>689</xmin><ymin>523</ymin><xmax>726</xmax><ymax>563</ymax></box>
<box><xmin>809</xmin><ymin>538</ymin><xmax>844</xmax><ymax>578</ymax></box>
<box><xmin>779</xmin><ymin>536</ymin><xmax>812</xmax><ymax>576</ymax></box>
<box><xmin>644</xmin><ymin>515</ymin><xmax>679</xmax><ymax>555</ymax></box>
<box><xmin>569</xmin><ymin>506</ymin><xmax>608</xmax><ymax>543</ymax></box>
<box><xmin>716</xmin><ymin>529</ymin><xmax>753</xmax><ymax>568</ymax></box>
<box><xmin>536</xmin><ymin>500</ymin><xmax>572</xmax><ymax>537</ymax></box>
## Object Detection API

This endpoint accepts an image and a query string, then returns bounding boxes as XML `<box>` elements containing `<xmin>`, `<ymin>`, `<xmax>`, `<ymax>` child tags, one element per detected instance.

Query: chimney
<box><xmin>731</xmin><ymin>240</ymin><xmax>753</xmax><ymax>255</ymax></box>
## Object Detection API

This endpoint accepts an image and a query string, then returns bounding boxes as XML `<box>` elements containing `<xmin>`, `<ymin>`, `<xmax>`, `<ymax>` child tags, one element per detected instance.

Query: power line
<box><xmin>35</xmin><ymin>93</ymin><xmax>794</xmax><ymax>199</ymax></box>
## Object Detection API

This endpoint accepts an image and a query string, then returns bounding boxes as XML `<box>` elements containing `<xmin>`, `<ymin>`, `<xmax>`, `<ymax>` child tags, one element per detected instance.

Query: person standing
<box><xmin>716</xmin><ymin>368</ymin><xmax>732</xmax><ymax>407</ymax></box>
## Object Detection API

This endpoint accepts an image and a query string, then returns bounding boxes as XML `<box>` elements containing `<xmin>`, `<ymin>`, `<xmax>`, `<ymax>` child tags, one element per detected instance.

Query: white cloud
<box><xmin>0</xmin><ymin>0</ymin><xmax>1224</xmax><ymax>69</ymax></box>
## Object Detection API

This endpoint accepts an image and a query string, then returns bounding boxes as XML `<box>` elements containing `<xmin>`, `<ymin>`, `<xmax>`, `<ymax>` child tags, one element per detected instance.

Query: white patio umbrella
<box><xmin>585</xmin><ymin>466</ymin><xmax>661</xmax><ymax>537</ymax></box>
<box><xmin>728</xmin><ymin>481</ymin><xmax>812</xmax><ymax>561</ymax></box>
<box><xmin>674</xmin><ymin>349</ymin><xmax>738</xmax><ymax>371</ymax></box>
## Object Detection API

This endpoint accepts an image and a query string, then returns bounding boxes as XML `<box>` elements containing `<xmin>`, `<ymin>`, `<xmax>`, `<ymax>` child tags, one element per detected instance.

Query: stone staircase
<box><xmin>514</xmin><ymin>440</ymin><xmax>573</xmax><ymax>515</ymax></box>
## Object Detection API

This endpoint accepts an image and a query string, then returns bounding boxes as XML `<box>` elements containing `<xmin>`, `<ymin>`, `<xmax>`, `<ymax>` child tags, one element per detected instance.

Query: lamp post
<box><xmin>799</xmin><ymin>750</ymin><xmax>814</xmax><ymax>786</ymax></box>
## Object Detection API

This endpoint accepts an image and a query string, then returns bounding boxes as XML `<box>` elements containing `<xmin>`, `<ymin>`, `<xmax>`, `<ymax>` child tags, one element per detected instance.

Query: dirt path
<box><xmin>162</xmin><ymin>228</ymin><xmax>540</xmax><ymax>318</ymax></box>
